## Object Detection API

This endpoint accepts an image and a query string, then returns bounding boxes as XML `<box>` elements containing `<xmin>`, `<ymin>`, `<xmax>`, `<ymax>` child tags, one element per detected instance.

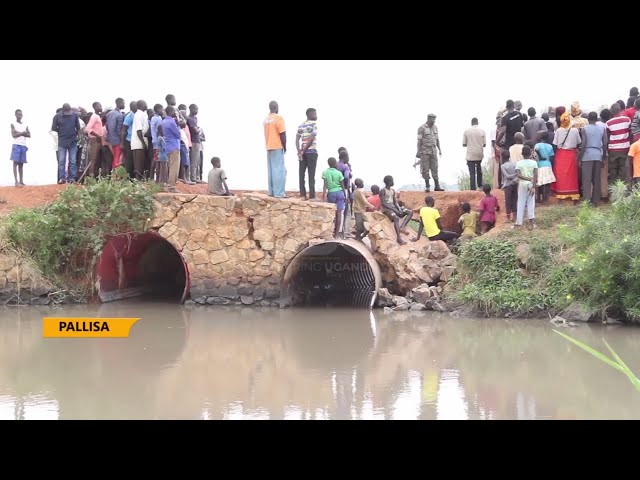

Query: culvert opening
<box><xmin>282</xmin><ymin>240</ymin><xmax>382</xmax><ymax>308</ymax></box>
<box><xmin>96</xmin><ymin>232</ymin><xmax>189</xmax><ymax>303</ymax></box>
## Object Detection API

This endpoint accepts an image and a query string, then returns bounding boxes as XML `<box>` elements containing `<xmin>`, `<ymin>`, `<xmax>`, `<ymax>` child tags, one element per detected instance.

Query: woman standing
<box><xmin>552</xmin><ymin>113</ymin><xmax>581</xmax><ymax>200</ymax></box>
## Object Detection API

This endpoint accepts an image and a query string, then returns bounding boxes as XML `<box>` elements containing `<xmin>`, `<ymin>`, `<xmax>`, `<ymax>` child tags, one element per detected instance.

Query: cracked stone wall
<box><xmin>149</xmin><ymin>193</ymin><xmax>336</xmax><ymax>305</ymax></box>
<box><xmin>0</xmin><ymin>253</ymin><xmax>54</xmax><ymax>305</ymax></box>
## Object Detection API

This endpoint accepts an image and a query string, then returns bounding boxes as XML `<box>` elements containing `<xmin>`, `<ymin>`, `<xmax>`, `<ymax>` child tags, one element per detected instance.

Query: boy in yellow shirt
<box><xmin>413</xmin><ymin>196</ymin><xmax>459</xmax><ymax>245</ymax></box>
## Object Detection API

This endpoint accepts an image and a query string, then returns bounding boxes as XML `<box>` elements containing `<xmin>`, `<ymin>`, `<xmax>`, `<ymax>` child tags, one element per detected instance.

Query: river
<box><xmin>1</xmin><ymin>301</ymin><xmax>639</xmax><ymax>420</ymax></box>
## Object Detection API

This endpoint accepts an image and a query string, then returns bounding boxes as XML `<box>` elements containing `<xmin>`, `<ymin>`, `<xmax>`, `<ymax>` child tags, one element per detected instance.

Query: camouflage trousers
<box><xmin>420</xmin><ymin>152</ymin><xmax>439</xmax><ymax>185</ymax></box>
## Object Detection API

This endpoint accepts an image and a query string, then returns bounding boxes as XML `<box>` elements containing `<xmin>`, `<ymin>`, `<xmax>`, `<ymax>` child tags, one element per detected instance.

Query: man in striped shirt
<box><xmin>606</xmin><ymin>103</ymin><xmax>631</xmax><ymax>184</ymax></box>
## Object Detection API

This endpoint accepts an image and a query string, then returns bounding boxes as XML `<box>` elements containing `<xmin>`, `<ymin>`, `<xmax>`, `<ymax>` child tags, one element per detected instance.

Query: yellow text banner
<box><xmin>43</xmin><ymin>318</ymin><xmax>140</xmax><ymax>338</ymax></box>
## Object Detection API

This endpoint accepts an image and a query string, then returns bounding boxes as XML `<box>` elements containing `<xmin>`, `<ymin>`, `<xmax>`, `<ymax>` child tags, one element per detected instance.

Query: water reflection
<box><xmin>1</xmin><ymin>304</ymin><xmax>640</xmax><ymax>419</ymax></box>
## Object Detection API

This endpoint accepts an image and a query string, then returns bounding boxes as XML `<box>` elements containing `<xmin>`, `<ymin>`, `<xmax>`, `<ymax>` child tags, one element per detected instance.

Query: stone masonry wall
<box><xmin>0</xmin><ymin>253</ymin><xmax>54</xmax><ymax>305</ymax></box>
<box><xmin>149</xmin><ymin>193</ymin><xmax>336</xmax><ymax>306</ymax></box>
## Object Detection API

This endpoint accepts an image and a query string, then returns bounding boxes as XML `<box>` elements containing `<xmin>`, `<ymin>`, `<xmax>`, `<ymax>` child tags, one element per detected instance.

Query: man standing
<box><xmin>497</xmin><ymin>100</ymin><xmax>524</xmax><ymax>149</ymax></box>
<box><xmin>187</xmin><ymin>104</ymin><xmax>204</xmax><ymax>183</ymax></box>
<box><xmin>199</xmin><ymin>128</ymin><xmax>206</xmax><ymax>182</ymax></box>
<box><xmin>83</xmin><ymin>102</ymin><xmax>103</xmax><ymax>178</ymax></box>
<box><xmin>161</xmin><ymin>106</ymin><xmax>182</xmax><ymax>192</ymax></box>
<box><xmin>165</xmin><ymin>94</ymin><xmax>187</xmax><ymax>128</ymax></box>
<box><xmin>416</xmin><ymin>113</ymin><xmax>443</xmax><ymax>192</ymax></box>
<box><xmin>606</xmin><ymin>103</ymin><xmax>631</xmax><ymax>185</ymax></box>
<box><xmin>263</xmin><ymin>100</ymin><xmax>287</xmax><ymax>198</ymax></box>
<box><xmin>131</xmin><ymin>100</ymin><xmax>149</xmax><ymax>180</ymax></box>
<box><xmin>52</xmin><ymin>104</ymin><xmax>81</xmax><ymax>184</ymax></box>
<box><xmin>579</xmin><ymin>111</ymin><xmax>608</xmax><ymax>205</ymax></box>
<box><xmin>106</xmin><ymin>98</ymin><xmax>125</xmax><ymax>170</ymax></box>
<box><xmin>296</xmin><ymin>108</ymin><xmax>318</xmax><ymax>200</ymax></box>
<box><xmin>121</xmin><ymin>101</ymin><xmax>138</xmax><ymax>178</ymax></box>
<box><xmin>523</xmin><ymin>107</ymin><xmax>546</xmax><ymax>142</ymax></box>
<box><xmin>462</xmin><ymin>118</ymin><xmax>486</xmax><ymax>191</ymax></box>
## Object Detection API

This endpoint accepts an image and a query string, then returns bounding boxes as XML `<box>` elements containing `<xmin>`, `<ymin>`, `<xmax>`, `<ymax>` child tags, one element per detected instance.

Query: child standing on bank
<box><xmin>458</xmin><ymin>202</ymin><xmax>479</xmax><ymax>239</ymax></box>
<box><xmin>322</xmin><ymin>157</ymin><xmax>346</xmax><ymax>238</ymax></box>
<box><xmin>501</xmin><ymin>150</ymin><xmax>518</xmax><ymax>222</ymax></box>
<box><xmin>515</xmin><ymin>145</ymin><xmax>538</xmax><ymax>229</ymax></box>
<box><xmin>534</xmin><ymin>130</ymin><xmax>556</xmax><ymax>205</ymax></box>
<box><xmin>10</xmin><ymin>109</ymin><xmax>30</xmax><ymax>187</ymax></box>
<box><xmin>478</xmin><ymin>183</ymin><xmax>500</xmax><ymax>234</ymax></box>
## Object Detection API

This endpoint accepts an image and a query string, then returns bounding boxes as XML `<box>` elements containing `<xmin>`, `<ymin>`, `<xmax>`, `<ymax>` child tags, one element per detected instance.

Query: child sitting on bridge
<box><xmin>208</xmin><ymin>157</ymin><xmax>233</xmax><ymax>196</ymax></box>
<box><xmin>381</xmin><ymin>175</ymin><xmax>413</xmax><ymax>245</ymax></box>
<box><xmin>412</xmin><ymin>196</ymin><xmax>459</xmax><ymax>245</ymax></box>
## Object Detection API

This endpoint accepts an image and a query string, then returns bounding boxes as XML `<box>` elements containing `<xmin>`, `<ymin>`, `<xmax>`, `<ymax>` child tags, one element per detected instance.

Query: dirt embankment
<box><xmin>398</xmin><ymin>190</ymin><xmax>507</xmax><ymax>233</ymax></box>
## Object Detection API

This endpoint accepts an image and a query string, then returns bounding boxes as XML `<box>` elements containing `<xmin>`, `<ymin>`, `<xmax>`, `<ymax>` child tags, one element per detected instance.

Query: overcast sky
<box><xmin>1</xmin><ymin>60</ymin><xmax>638</xmax><ymax>189</ymax></box>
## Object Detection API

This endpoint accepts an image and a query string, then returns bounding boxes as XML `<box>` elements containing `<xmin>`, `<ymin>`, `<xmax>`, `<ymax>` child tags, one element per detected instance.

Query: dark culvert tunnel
<box><xmin>96</xmin><ymin>232</ymin><xmax>189</xmax><ymax>303</ymax></box>
<box><xmin>282</xmin><ymin>240</ymin><xmax>382</xmax><ymax>309</ymax></box>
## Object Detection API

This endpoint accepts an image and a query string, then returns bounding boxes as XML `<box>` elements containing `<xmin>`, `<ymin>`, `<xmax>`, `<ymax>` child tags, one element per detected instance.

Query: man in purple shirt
<box><xmin>336</xmin><ymin>148</ymin><xmax>353</xmax><ymax>237</ymax></box>
<box><xmin>161</xmin><ymin>106</ymin><xmax>182</xmax><ymax>192</ymax></box>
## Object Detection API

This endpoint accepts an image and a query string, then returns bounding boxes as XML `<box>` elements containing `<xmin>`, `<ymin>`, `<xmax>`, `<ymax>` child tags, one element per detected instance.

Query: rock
<box><xmin>560</xmin><ymin>302</ymin><xmax>600</xmax><ymax>323</ymax></box>
<box><xmin>209</xmin><ymin>250</ymin><xmax>230</xmax><ymax>265</ymax></box>
<box><xmin>0</xmin><ymin>254</ymin><xmax>15</xmax><ymax>271</ymax></box>
<box><xmin>30</xmin><ymin>296</ymin><xmax>51</xmax><ymax>306</ymax></box>
<box><xmin>411</xmin><ymin>285</ymin><xmax>432</xmax><ymax>304</ymax></box>
<box><xmin>237</xmin><ymin>284</ymin><xmax>253</xmax><ymax>296</ymax></box>
<box><xmin>184</xmin><ymin>299</ymin><xmax>196</xmax><ymax>306</ymax></box>
<box><xmin>240</xmin><ymin>295</ymin><xmax>254</xmax><ymax>305</ymax></box>
<box><xmin>426</xmin><ymin>300</ymin><xmax>447</xmax><ymax>312</ymax></box>
<box><xmin>377</xmin><ymin>288</ymin><xmax>394</xmax><ymax>307</ymax></box>
<box><xmin>207</xmin><ymin>297</ymin><xmax>231</xmax><ymax>305</ymax></box>
<box><xmin>192</xmin><ymin>249</ymin><xmax>210</xmax><ymax>265</ymax></box>
<box><xmin>440</xmin><ymin>266</ymin><xmax>456</xmax><ymax>282</ymax></box>
<box><xmin>265</xmin><ymin>287</ymin><xmax>280</xmax><ymax>299</ymax></box>
<box><xmin>410</xmin><ymin>303</ymin><xmax>426</xmax><ymax>312</ymax></box>
<box><xmin>253</xmin><ymin>287</ymin><xmax>265</xmax><ymax>301</ymax></box>
<box><xmin>194</xmin><ymin>296</ymin><xmax>207</xmax><ymax>305</ymax></box>
<box><xmin>393</xmin><ymin>303</ymin><xmax>409</xmax><ymax>312</ymax></box>
<box><xmin>260</xmin><ymin>300</ymin><xmax>272</xmax><ymax>307</ymax></box>
<box><xmin>516</xmin><ymin>244</ymin><xmax>532</xmax><ymax>267</ymax></box>
<box><xmin>6</xmin><ymin>266</ymin><xmax>20</xmax><ymax>283</ymax></box>
<box><xmin>383</xmin><ymin>307</ymin><xmax>393</xmax><ymax>314</ymax></box>
<box><xmin>392</xmin><ymin>295</ymin><xmax>409</xmax><ymax>307</ymax></box>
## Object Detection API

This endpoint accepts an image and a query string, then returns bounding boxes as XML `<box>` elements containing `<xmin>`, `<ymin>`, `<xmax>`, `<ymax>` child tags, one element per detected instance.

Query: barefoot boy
<box><xmin>208</xmin><ymin>157</ymin><xmax>233</xmax><ymax>196</ymax></box>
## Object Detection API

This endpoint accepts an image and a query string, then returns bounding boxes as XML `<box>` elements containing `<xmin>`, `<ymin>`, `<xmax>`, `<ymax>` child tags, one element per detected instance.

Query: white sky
<box><xmin>1</xmin><ymin>60</ymin><xmax>637</xmax><ymax>189</ymax></box>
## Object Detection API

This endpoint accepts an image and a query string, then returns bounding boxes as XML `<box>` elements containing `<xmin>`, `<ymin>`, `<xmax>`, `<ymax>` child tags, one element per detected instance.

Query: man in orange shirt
<box><xmin>263</xmin><ymin>100</ymin><xmax>287</xmax><ymax>198</ymax></box>
<box><xmin>627</xmin><ymin>139</ymin><xmax>640</xmax><ymax>185</ymax></box>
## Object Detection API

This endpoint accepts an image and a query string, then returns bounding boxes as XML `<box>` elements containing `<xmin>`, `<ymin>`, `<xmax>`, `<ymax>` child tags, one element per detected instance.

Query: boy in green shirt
<box><xmin>322</xmin><ymin>157</ymin><xmax>345</xmax><ymax>238</ymax></box>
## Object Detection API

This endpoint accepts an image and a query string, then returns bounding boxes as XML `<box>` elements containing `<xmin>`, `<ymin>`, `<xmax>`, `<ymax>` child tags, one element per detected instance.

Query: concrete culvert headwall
<box><xmin>282</xmin><ymin>239</ymin><xmax>382</xmax><ymax>309</ymax></box>
<box><xmin>96</xmin><ymin>231</ymin><xmax>190</xmax><ymax>303</ymax></box>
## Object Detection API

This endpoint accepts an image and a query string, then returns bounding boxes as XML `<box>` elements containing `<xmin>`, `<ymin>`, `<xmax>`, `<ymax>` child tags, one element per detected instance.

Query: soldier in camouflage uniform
<box><xmin>415</xmin><ymin>113</ymin><xmax>443</xmax><ymax>192</ymax></box>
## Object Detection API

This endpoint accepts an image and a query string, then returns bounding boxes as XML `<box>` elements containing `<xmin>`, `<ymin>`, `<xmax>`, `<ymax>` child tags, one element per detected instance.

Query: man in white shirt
<box><xmin>131</xmin><ymin>99</ymin><xmax>149</xmax><ymax>180</ymax></box>
<box><xmin>462</xmin><ymin>117</ymin><xmax>486</xmax><ymax>190</ymax></box>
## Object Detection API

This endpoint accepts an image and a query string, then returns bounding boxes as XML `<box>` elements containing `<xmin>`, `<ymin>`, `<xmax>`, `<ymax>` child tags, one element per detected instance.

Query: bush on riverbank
<box><xmin>562</xmin><ymin>182</ymin><xmax>640</xmax><ymax>322</ymax></box>
<box><xmin>1</xmin><ymin>170</ymin><xmax>159</xmax><ymax>297</ymax></box>
<box><xmin>448</xmin><ymin>205</ymin><xmax>579</xmax><ymax>317</ymax></box>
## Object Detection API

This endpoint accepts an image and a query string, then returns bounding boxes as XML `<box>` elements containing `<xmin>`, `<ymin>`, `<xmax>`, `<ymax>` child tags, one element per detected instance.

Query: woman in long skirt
<box><xmin>552</xmin><ymin>113</ymin><xmax>581</xmax><ymax>200</ymax></box>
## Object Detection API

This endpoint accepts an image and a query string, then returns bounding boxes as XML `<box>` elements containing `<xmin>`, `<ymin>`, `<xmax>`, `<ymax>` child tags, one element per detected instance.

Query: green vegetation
<box><xmin>560</xmin><ymin>182</ymin><xmax>640</xmax><ymax>321</ymax></box>
<box><xmin>554</xmin><ymin>330</ymin><xmax>640</xmax><ymax>392</ymax></box>
<box><xmin>448</xmin><ymin>182</ymin><xmax>640</xmax><ymax>322</ymax></box>
<box><xmin>1</xmin><ymin>169</ymin><xmax>160</xmax><ymax>299</ymax></box>
<box><xmin>448</xmin><ymin>203</ymin><xmax>580</xmax><ymax>317</ymax></box>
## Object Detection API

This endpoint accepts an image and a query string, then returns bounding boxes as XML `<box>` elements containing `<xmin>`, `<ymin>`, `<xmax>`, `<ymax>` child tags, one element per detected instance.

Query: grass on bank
<box><xmin>447</xmin><ymin>181</ymin><xmax>640</xmax><ymax>322</ymax></box>
<box><xmin>0</xmin><ymin>168</ymin><xmax>160</xmax><ymax>301</ymax></box>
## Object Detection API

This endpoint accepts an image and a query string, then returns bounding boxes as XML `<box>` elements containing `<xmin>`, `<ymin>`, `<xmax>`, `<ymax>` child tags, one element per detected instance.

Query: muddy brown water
<box><xmin>1</xmin><ymin>301</ymin><xmax>639</xmax><ymax>420</ymax></box>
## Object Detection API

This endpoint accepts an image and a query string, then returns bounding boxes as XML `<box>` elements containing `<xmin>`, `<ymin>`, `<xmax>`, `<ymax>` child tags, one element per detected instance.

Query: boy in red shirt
<box><xmin>368</xmin><ymin>184</ymin><xmax>382</xmax><ymax>210</ymax></box>
<box><xmin>478</xmin><ymin>183</ymin><xmax>500</xmax><ymax>234</ymax></box>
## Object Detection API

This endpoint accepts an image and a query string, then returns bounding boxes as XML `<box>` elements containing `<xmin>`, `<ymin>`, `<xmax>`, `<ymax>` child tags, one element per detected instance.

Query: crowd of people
<box><xmin>9</xmin><ymin>89</ymin><xmax>640</xmax><ymax>248</ymax></box>
<box><xmin>36</xmin><ymin>94</ymin><xmax>207</xmax><ymax>191</ymax></box>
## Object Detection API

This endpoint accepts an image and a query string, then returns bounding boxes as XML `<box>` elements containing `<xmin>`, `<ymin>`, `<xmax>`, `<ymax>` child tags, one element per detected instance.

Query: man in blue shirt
<box><xmin>106</xmin><ymin>98</ymin><xmax>125</xmax><ymax>170</ymax></box>
<box><xmin>150</xmin><ymin>104</ymin><xmax>165</xmax><ymax>183</ymax></box>
<box><xmin>161</xmin><ymin>106</ymin><xmax>182</xmax><ymax>192</ymax></box>
<box><xmin>51</xmin><ymin>103</ymin><xmax>81</xmax><ymax>183</ymax></box>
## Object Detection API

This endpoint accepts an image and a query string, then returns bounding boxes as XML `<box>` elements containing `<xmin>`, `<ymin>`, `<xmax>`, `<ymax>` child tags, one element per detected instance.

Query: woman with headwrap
<box><xmin>551</xmin><ymin>113</ymin><xmax>581</xmax><ymax>200</ymax></box>
<box><xmin>570</xmin><ymin>102</ymin><xmax>588</xmax><ymax>130</ymax></box>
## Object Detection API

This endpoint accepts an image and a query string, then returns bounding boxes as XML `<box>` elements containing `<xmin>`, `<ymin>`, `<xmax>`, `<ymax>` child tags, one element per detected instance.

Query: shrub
<box><xmin>1</xmin><ymin>170</ymin><xmax>159</xmax><ymax>291</ymax></box>
<box><xmin>564</xmin><ymin>182</ymin><xmax>640</xmax><ymax>322</ymax></box>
